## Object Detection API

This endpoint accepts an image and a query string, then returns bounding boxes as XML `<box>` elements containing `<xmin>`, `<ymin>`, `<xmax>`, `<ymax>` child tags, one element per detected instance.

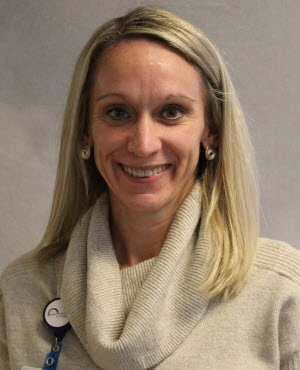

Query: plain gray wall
<box><xmin>1</xmin><ymin>0</ymin><xmax>299</xmax><ymax>273</ymax></box>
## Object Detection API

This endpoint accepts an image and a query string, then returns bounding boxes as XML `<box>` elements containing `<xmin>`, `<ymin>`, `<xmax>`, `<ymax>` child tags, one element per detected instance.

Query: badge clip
<box><xmin>42</xmin><ymin>298</ymin><xmax>71</xmax><ymax>369</ymax></box>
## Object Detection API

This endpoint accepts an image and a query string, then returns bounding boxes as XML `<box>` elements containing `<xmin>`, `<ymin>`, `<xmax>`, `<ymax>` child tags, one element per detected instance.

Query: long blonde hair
<box><xmin>35</xmin><ymin>5</ymin><xmax>260</xmax><ymax>302</ymax></box>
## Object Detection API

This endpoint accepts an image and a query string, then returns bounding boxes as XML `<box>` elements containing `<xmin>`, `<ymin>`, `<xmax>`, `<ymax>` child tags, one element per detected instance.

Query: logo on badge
<box><xmin>48</xmin><ymin>307</ymin><xmax>67</xmax><ymax>318</ymax></box>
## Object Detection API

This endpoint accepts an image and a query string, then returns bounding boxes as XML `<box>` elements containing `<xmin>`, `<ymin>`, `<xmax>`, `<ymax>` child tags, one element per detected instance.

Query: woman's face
<box><xmin>87</xmin><ymin>38</ymin><xmax>215</xmax><ymax>213</ymax></box>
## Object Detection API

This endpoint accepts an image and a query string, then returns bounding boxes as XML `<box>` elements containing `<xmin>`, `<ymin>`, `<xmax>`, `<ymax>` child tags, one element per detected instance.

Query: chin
<box><xmin>122</xmin><ymin>193</ymin><xmax>175</xmax><ymax>213</ymax></box>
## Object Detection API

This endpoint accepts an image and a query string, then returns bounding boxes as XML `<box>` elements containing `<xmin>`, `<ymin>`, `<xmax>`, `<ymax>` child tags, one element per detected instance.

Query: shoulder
<box><xmin>1</xmin><ymin>248</ymin><xmax>39</xmax><ymax>284</ymax></box>
<box><xmin>0</xmin><ymin>200</ymin><xmax>99</xmax><ymax>289</ymax></box>
<box><xmin>254</xmin><ymin>237</ymin><xmax>300</xmax><ymax>286</ymax></box>
<box><xmin>0</xmin><ymin>246</ymin><xmax>64</xmax><ymax>296</ymax></box>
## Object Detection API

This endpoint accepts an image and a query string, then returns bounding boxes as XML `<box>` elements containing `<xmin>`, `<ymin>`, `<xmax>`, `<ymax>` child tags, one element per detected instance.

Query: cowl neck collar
<box><xmin>60</xmin><ymin>180</ymin><xmax>211</xmax><ymax>370</ymax></box>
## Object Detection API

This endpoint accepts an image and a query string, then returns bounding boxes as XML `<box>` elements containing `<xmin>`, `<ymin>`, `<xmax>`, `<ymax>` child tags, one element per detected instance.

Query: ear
<box><xmin>83</xmin><ymin>129</ymin><xmax>93</xmax><ymax>148</ymax></box>
<box><xmin>200</xmin><ymin>126</ymin><xmax>219</xmax><ymax>150</ymax></box>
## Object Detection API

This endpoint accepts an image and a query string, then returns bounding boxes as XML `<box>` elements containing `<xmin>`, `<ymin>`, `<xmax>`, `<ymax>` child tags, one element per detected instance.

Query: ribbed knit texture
<box><xmin>120</xmin><ymin>257</ymin><xmax>156</xmax><ymax>316</ymax></box>
<box><xmin>1</xmin><ymin>180</ymin><xmax>300</xmax><ymax>370</ymax></box>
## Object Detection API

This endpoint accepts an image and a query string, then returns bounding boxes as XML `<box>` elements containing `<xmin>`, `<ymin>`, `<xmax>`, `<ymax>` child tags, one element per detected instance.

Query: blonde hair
<box><xmin>35</xmin><ymin>5</ymin><xmax>260</xmax><ymax>302</ymax></box>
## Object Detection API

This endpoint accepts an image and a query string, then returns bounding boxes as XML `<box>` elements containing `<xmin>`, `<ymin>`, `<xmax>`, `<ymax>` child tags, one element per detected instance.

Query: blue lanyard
<box><xmin>42</xmin><ymin>339</ymin><xmax>63</xmax><ymax>370</ymax></box>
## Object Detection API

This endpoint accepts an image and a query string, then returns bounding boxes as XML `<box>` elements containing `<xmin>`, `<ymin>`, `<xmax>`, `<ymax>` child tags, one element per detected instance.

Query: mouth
<box><xmin>119</xmin><ymin>163</ymin><xmax>171</xmax><ymax>178</ymax></box>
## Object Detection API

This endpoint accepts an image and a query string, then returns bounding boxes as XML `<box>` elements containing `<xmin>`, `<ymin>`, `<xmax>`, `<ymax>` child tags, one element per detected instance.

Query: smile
<box><xmin>120</xmin><ymin>164</ymin><xmax>170</xmax><ymax>178</ymax></box>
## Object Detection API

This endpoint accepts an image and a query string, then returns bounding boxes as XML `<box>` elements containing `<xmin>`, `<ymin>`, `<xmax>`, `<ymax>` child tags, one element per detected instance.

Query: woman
<box><xmin>1</xmin><ymin>5</ymin><xmax>299</xmax><ymax>370</ymax></box>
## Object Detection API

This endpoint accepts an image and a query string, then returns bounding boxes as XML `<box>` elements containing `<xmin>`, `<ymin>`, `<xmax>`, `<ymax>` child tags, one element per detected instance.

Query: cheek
<box><xmin>170</xmin><ymin>127</ymin><xmax>202</xmax><ymax>160</ymax></box>
<box><xmin>91</xmin><ymin>127</ymin><xmax>126</xmax><ymax>167</ymax></box>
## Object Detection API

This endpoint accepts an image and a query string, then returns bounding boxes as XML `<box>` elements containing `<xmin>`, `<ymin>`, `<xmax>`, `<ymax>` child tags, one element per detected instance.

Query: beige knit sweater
<box><xmin>0</xmin><ymin>181</ymin><xmax>300</xmax><ymax>370</ymax></box>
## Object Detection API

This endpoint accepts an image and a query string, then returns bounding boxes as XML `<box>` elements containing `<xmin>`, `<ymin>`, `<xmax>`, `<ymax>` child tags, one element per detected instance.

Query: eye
<box><xmin>161</xmin><ymin>105</ymin><xmax>185</xmax><ymax>120</ymax></box>
<box><xmin>106</xmin><ymin>107</ymin><xmax>130</xmax><ymax>120</ymax></box>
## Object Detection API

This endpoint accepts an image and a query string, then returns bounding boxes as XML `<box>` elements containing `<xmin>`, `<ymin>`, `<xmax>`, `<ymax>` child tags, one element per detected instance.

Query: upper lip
<box><xmin>119</xmin><ymin>163</ymin><xmax>170</xmax><ymax>170</ymax></box>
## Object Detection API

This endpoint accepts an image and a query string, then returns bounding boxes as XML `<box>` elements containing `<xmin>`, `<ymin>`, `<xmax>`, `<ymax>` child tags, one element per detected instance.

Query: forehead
<box><xmin>90</xmin><ymin>38</ymin><xmax>204</xmax><ymax>99</ymax></box>
<box><xmin>99</xmin><ymin>37</ymin><xmax>191</xmax><ymax>67</ymax></box>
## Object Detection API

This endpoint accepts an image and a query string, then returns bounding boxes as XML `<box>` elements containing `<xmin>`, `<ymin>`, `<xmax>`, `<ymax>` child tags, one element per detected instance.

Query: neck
<box><xmin>109</xmin><ymin>196</ymin><xmax>179</xmax><ymax>269</ymax></box>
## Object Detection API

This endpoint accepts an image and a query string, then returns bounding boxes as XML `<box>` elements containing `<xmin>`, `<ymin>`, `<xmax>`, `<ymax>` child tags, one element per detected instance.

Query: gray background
<box><xmin>1</xmin><ymin>0</ymin><xmax>299</xmax><ymax>274</ymax></box>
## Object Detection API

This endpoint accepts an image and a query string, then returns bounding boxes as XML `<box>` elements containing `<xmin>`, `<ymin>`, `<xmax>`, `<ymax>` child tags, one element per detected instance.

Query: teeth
<box><xmin>121</xmin><ymin>164</ymin><xmax>169</xmax><ymax>177</ymax></box>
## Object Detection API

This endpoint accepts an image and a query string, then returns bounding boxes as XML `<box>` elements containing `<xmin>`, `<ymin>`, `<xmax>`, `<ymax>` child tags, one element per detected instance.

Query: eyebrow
<box><xmin>95</xmin><ymin>93</ymin><xmax>196</xmax><ymax>102</ymax></box>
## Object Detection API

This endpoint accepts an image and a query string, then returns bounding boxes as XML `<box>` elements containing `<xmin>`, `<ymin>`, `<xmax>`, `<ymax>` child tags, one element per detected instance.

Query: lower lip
<box><xmin>118</xmin><ymin>164</ymin><xmax>171</xmax><ymax>183</ymax></box>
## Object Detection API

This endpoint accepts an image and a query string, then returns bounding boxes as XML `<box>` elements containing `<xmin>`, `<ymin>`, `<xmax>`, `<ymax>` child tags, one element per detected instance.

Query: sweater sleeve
<box><xmin>279</xmin><ymin>283</ymin><xmax>300</xmax><ymax>369</ymax></box>
<box><xmin>0</xmin><ymin>290</ymin><xmax>9</xmax><ymax>370</ymax></box>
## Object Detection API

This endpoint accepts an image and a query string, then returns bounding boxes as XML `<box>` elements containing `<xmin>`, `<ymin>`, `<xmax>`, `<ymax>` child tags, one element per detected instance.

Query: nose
<box><xmin>127</xmin><ymin>114</ymin><xmax>162</xmax><ymax>157</ymax></box>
